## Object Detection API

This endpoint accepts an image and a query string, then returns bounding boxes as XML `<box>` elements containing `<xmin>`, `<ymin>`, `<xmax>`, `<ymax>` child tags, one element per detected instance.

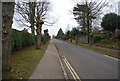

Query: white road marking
<box><xmin>104</xmin><ymin>55</ymin><xmax>120</xmax><ymax>61</ymax></box>
<box><xmin>63</xmin><ymin>58</ymin><xmax>77</xmax><ymax>80</ymax></box>
<box><xmin>63</xmin><ymin>55</ymin><xmax>81</xmax><ymax>81</ymax></box>
<box><xmin>57</xmin><ymin>54</ymin><xmax>68</xmax><ymax>79</ymax></box>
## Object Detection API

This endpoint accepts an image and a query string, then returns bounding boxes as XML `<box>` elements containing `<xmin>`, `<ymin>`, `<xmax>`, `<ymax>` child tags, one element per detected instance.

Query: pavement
<box><xmin>29</xmin><ymin>40</ymin><xmax>64</xmax><ymax>79</ymax></box>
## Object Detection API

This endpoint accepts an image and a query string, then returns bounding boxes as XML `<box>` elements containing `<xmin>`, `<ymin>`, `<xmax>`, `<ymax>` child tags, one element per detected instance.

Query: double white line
<box><xmin>62</xmin><ymin>55</ymin><xmax>81</xmax><ymax>81</ymax></box>
<box><xmin>55</xmin><ymin>44</ymin><xmax>81</xmax><ymax>81</ymax></box>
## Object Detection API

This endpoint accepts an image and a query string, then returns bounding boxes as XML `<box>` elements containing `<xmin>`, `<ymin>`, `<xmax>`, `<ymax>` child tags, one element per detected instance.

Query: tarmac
<box><xmin>29</xmin><ymin>40</ymin><xmax>64</xmax><ymax>79</ymax></box>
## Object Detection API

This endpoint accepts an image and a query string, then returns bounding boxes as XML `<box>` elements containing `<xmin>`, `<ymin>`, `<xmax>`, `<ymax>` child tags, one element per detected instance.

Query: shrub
<box><xmin>99</xmin><ymin>39</ymin><xmax>108</xmax><ymax>43</ymax></box>
<box><xmin>92</xmin><ymin>33</ymin><xmax>108</xmax><ymax>43</ymax></box>
<box><xmin>11</xmin><ymin>29</ymin><xmax>36</xmax><ymax>52</ymax></box>
<box><xmin>92</xmin><ymin>35</ymin><xmax>101</xmax><ymax>43</ymax></box>
<box><xmin>41</xmin><ymin>35</ymin><xmax>46</xmax><ymax>44</ymax></box>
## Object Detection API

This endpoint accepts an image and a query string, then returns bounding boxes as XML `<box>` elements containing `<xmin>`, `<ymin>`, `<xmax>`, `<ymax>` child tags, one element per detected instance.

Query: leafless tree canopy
<box><xmin>36</xmin><ymin>0</ymin><xmax>50</xmax><ymax>20</ymax></box>
<box><xmin>14</xmin><ymin>0</ymin><xmax>52</xmax><ymax>34</ymax></box>
<box><xmin>15</xmin><ymin>1</ymin><xmax>31</xmax><ymax>27</ymax></box>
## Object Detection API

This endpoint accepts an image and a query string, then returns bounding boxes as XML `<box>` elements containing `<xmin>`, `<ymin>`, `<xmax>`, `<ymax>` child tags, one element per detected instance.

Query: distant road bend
<box><xmin>53</xmin><ymin>39</ymin><xmax>118</xmax><ymax>79</ymax></box>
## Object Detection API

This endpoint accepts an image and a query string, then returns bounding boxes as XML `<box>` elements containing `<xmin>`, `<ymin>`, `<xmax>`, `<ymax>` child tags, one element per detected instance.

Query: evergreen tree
<box><xmin>57</xmin><ymin>28</ymin><xmax>64</xmax><ymax>36</ymax></box>
<box><xmin>70</xmin><ymin>28</ymin><xmax>80</xmax><ymax>36</ymax></box>
<box><xmin>101</xmin><ymin>13</ymin><xmax>118</xmax><ymax>31</ymax></box>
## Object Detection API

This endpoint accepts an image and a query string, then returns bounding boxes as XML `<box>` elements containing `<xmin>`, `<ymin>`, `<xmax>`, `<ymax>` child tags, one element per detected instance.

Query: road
<box><xmin>53</xmin><ymin>39</ymin><xmax>118</xmax><ymax>79</ymax></box>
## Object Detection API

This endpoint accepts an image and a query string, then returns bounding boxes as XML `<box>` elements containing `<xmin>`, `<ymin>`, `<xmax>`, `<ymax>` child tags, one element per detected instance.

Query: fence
<box><xmin>77</xmin><ymin>36</ymin><xmax>88</xmax><ymax>44</ymax></box>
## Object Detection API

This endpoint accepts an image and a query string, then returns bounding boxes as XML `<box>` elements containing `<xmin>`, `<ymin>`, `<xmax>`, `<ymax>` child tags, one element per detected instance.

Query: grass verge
<box><xmin>10</xmin><ymin>43</ymin><xmax>48</xmax><ymax>79</ymax></box>
<box><xmin>64</xmin><ymin>40</ymin><xmax>119</xmax><ymax>58</ymax></box>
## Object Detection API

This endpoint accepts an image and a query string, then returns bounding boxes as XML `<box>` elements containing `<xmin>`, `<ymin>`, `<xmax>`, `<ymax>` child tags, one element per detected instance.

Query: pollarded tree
<box><xmin>16</xmin><ymin>0</ymin><xmax>52</xmax><ymax>49</ymax></box>
<box><xmin>35</xmin><ymin>0</ymin><xmax>51</xmax><ymax>49</ymax></box>
<box><xmin>101</xmin><ymin>13</ymin><xmax>118</xmax><ymax>31</ymax></box>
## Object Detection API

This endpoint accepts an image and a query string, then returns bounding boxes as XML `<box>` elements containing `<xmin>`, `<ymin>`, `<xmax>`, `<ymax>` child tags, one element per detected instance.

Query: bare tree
<box><xmin>2</xmin><ymin>2</ymin><xmax>15</xmax><ymax>79</ymax></box>
<box><xmin>15</xmin><ymin>1</ymin><xmax>36</xmax><ymax>34</ymax></box>
<box><xmin>29</xmin><ymin>2</ymin><xmax>36</xmax><ymax>34</ymax></box>
<box><xmin>15</xmin><ymin>0</ymin><xmax>52</xmax><ymax>49</ymax></box>
<box><xmin>35</xmin><ymin>0</ymin><xmax>50</xmax><ymax>49</ymax></box>
<box><xmin>36</xmin><ymin>20</ymin><xmax>44</xmax><ymax>49</ymax></box>
<box><xmin>16</xmin><ymin>0</ymin><xmax>55</xmax><ymax>49</ymax></box>
<box><xmin>15</xmin><ymin>0</ymin><xmax>53</xmax><ymax>34</ymax></box>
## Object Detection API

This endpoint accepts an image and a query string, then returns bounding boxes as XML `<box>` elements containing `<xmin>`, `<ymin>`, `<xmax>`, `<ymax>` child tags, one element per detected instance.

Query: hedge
<box><xmin>11</xmin><ymin>29</ymin><xmax>36</xmax><ymax>52</ymax></box>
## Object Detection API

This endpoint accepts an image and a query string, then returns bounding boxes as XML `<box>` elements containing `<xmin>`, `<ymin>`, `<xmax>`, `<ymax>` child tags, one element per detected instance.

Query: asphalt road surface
<box><xmin>53</xmin><ymin>39</ymin><xmax>118</xmax><ymax>79</ymax></box>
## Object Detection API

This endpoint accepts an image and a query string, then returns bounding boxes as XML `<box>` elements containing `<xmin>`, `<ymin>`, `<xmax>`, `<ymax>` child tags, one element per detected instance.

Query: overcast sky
<box><xmin>12</xmin><ymin>0</ymin><xmax>120</xmax><ymax>36</ymax></box>
<box><xmin>42</xmin><ymin>0</ymin><xmax>79</xmax><ymax>36</ymax></box>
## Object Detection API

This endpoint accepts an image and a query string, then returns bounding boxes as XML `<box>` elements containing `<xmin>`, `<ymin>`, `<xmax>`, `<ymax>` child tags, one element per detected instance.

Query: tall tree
<box><xmin>15</xmin><ymin>0</ymin><xmax>51</xmax><ymax>49</ymax></box>
<box><xmin>73</xmin><ymin>0</ymin><xmax>108</xmax><ymax>44</ymax></box>
<box><xmin>2</xmin><ymin>2</ymin><xmax>15</xmax><ymax>79</ymax></box>
<box><xmin>65</xmin><ymin>30</ymin><xmax>71</xmax><ymax>40</ymax></box>
<box><xmin>35</xmin><ymin>0</ymin><xmax>50</xmax><ymax>49</ymax></box>
<box><xmin>70</xmin><ymin>27</ymin><xmax>80</xmax><ymax>36</ymax></box>
<box><xmin>118</xmin><ymin>15</ymin><xmax>120</xmax><ymax>29</ymax></box>
<box><xmin>15</xmin><ymin>0</ymin><xmax>52</xmax><ymax>35</ymax></box>
<box><xmin>15</xmin><ymin>1</ymin><xmax>36</xmax><ymax>34</ymax></box>
<box><xmin>29</xmin><ymin>2</ymin><xmax>36</xmax><ymax>34</ymax></box>
<box><xmin>57</xmin><ymin>28</ymin><xmax>64</xmax><ymax>36</ymax></box>
<box><xmin>101</xmin><ymin>13</ymin><xmax>118</xmax><ymax>31</ymax></box>
<box><xmin>36</xmin><ymin>20</ymin><xmax>44</xmax><ymax>49</ymax></box>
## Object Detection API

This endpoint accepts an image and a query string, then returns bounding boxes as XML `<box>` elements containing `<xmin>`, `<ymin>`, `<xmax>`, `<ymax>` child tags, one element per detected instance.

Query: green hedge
<box><xmin>12</xmin><ymin>29</ymin><xmax>36</xmax><ymax>52</ymax></box>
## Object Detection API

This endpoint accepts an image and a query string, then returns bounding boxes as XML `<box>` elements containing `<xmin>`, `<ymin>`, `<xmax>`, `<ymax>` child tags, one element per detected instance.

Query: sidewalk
<box><xmin>29</xmin><ymin>40</ymin><xmax>64</xmax><ymax>79</ymax></box>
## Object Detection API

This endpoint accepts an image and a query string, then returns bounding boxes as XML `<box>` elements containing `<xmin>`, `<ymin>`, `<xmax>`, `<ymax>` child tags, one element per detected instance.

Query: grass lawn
<box><xmin>65</xmin><ymin>40</ymin><xmax>119</xmax><ymax>58</ymax></box>
<box><xmin>10</xmin><ymin>44</ymin><xmax>48</xmax><ymax>79</ymax></box>
<box><xmin>93</xmin><ymin>40</ymin><xmax>119</xmax><ymax>50</ymax></box>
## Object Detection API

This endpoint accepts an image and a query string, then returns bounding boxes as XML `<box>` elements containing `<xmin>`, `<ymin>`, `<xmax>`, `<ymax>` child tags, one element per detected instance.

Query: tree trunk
<box><xmin>87</xmin><ymin>11</ymin><xmax>90</xmax><ymax>44</ymax></box>
<box><xmin>36</xmin><ymin>23</ymin><xmax>42</xmax><ymax>49</ymax></box>
<box><xmin>75</xmin><ymin>36</ymin><xmax>78</xmax><ymax>44</ymax></box>
<box><xmin>31</xmin><ymin>23</ymin><xmax>35</xmax><ymax>34</ymax></box>
<box><xmin>29</xmin><ymin>2</ymin><xmax>35</xmax><ymax>34</ymax></box>
<box><xmin>2</xmin><ymin>2</ymin><xmax>15</xmax><ymax>79</ymax></box>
